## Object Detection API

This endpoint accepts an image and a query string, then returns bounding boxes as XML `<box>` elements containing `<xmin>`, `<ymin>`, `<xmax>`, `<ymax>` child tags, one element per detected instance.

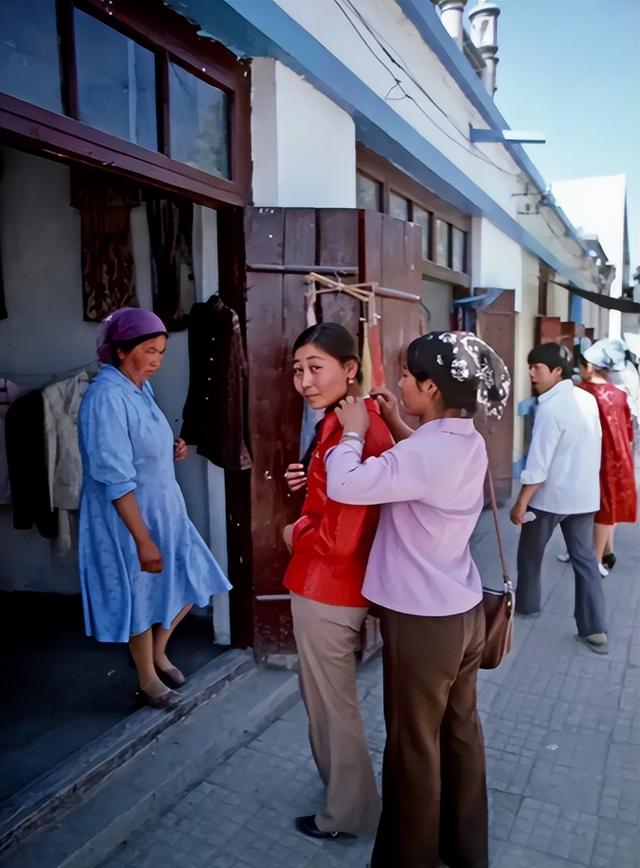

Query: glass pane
<box><xmin>0</xmin><ymin>0</ymin><xmax>62</xmax><ymax>112</ymax></box>
<box><xmin>356</xmin><ymin>173</ymin><xmax>382</xmax><ymax>211</ymax></box>
<box><xmin>435</xmin><ymin>219</ymin><xmax>450</xmax><ymax>267</ymax></box>
<box><xmin>75</xmin><ymin>9</ymin><xmax>157</xmax><ymax>151</ymax></box>
<box><xmin>170</xmin><ymin>63</ymin><xmax>230</xmax><ymax>178</ymax></box>
<box><xmin>413</xmin><ymin>205</ymin><xmax>431</xmax><ymax>260</ymax></box>
<box><xmin>389</xmin><ymin>191</ymin><xmax>410</xmax><ymax>221</ymax></box>
<box><xmin>451</xmin><ymin>227</ymin><xmax>466</xmax><ymax>272</ymax></box>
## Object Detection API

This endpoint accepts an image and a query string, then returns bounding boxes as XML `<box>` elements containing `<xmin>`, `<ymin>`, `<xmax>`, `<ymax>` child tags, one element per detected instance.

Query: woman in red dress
<box><xmin>579</xmin><ymin>340</ymin><xmax>637</xmax><ymax>574</ymax></box>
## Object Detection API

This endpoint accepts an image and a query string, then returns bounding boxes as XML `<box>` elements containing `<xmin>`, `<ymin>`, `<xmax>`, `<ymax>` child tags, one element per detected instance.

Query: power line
<box><xmin>336</xmin><ymin>0</ymin><xmax>519</xmax><ymax>178</ymax></box>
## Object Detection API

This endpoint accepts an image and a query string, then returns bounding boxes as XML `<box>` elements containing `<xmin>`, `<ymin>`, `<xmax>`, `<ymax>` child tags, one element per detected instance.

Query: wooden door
<box><xmin>239</xmin><ymin>208</ymin><xmax>424</xmax><ymax>656</ymax></box>
<box><xmin>359</xmin><ymin>210</ymin><xmax>426</xmax><ymax>406</ymax></box>
<box><xmin>560</xmin><ymin>321</ymin><xmax>576</xmax><ymax>349</ymax></box>
<box><xmin>536</xmin><ymin>315</ymin><xmax>562</xmax><ymax>344</ymax></box>
<box><xmin>476</xmin><ymin>291</ymin><xmax>516</xmax><ymax>503</ymax></box>
<box><xmin>242</xmin><ymin>208</ymin><xmax>361</xmax><ymax>655</ymax></box>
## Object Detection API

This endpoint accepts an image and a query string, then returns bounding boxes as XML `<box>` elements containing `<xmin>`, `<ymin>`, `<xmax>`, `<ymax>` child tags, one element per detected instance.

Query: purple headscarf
<box><xmin>97</xmin><ymin>307</ymin><xmax>168</xmax><ymax>363</ymax></box>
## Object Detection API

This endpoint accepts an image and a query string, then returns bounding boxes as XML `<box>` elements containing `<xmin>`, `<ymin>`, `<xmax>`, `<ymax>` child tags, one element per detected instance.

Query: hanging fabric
<box><xmin>0</xmin><ymin>230</ymin><xmax>7</xmax><ymax>321</ymax></box>
<box><xmin>70</xmin><ymin>167</ymin><xmax>142</xmax><ymax>322</ymax></box>
<box><xmin>42</xmin><ymin>371</ymin><xmax>92</xmax><ymax>552</ymax></box>
<box><xmin>0</xmin><ymin>378</ymin><xmax>23</xmax><ymax>504</ymax></box>
<box><xmin>0</xmin><ymin>154</ymin><xmax>6</xmax><ymax>320</ymax></box>
<box><xmin>146</xmin><ymin>197</ymin><xmax>195</xmax><ymax>332</ymax></box>
<box><xmin>5</xmin><ymin>390</ymin><xmax>58</xmax><ymax>539</ymax></box>
<box><xmin>181</xmin><ymin>296</ymin><xmax>252</xmax><ymax>470</ymax></box>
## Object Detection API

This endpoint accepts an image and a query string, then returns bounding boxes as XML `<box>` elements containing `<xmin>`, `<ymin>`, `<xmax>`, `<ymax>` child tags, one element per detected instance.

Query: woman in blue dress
<box><xmin>78</xmin><ymin>307</ymin><xmax>231</xmax><ymax>709</ymax></box>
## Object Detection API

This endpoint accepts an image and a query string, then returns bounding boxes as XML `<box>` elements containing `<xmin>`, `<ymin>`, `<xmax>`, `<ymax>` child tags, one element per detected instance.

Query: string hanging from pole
<box><xmin>305</xmin><ymin>273</ymin><xmax>386</xmax><ymax>389</ymax></box>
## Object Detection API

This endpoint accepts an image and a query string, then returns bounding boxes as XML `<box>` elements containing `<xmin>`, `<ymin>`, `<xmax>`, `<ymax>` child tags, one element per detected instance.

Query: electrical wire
<box><xmin>332</xmin><ymin>0</ymin><xmax>587</xmax><ymax>260</ymax></box>
<box><xmin>334</xmin><ymin>0</ymin><xmax>519</xmax><ymax>178</ymax></box>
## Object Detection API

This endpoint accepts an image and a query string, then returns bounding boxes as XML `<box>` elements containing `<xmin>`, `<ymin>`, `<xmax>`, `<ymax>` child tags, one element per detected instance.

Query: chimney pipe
<box><xmin>431</xmin><ymin>0</ymin><xmax>468</xmax><ymax>50</ymax></box>
<box><xmin>468</xmin><ymin>0</ymin><xmax>500</xmax><ymax>96</ymax></box>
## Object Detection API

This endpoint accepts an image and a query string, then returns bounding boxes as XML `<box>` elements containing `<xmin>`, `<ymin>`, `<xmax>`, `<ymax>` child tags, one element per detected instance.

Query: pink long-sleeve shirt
<box><xmin>325</xmin><ymin>418</ymin><xmax>487</xmax><ymax>617</ymax></box>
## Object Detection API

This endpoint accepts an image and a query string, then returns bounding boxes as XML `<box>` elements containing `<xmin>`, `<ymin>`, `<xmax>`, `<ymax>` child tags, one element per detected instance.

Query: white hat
<box><xmin>582</xmin><ymin>338</ymin><xmax>626</xmax><ymax>372</ymax></box>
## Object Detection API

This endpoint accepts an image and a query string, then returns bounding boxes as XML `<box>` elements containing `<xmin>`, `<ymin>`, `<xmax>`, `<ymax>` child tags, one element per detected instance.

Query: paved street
<box><xmin>101</xmin><ymin>507</ymin><xmax>639</xmax><ymax>868</ymax></box>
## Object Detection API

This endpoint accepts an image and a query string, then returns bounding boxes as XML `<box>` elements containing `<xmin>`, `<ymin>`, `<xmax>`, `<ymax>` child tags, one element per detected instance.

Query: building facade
<box><xmin>0</xmin><ymin>0</ymin><xmax>607</xmax><ymax>659</ymax></box>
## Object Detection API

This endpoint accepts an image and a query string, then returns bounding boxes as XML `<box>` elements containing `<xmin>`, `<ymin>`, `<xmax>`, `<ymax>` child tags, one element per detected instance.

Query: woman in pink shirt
<box><xmin>326</xmin><ymin>331</ymin><xmax>510</xmax><ymax>868</ymax></box>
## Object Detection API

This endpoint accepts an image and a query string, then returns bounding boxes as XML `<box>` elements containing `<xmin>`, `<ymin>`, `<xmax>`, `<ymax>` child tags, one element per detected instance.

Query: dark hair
<box><xmin>527</xmin><ymin>343</ymin><xmax>573</xmax><ymax>379</ymax></box>
<box><xmin>407</xmin><ymin>334</ymin><xmax>478</xmax><ymax>415</ymax></box>
<box><xmin>293</xmin><ymin>322</ymin><xmax>363</xmax><ymax>385</ymax></box>
<box><xmin>111</xmin><ymin>332</ymin><xmax>167</xmax><ymax>367</ymax></box>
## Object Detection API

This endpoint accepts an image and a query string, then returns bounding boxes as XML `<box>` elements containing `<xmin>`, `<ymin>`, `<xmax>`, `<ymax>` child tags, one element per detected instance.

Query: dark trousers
<box><xmin>515</xmin><ymin>509</ymin><xmax>606</xmax><ymax>636</ymax></box>
<box><xmin>371</xmin><ymin>603</ymin><xmax>488</xmax><ymax>868</ymax></box>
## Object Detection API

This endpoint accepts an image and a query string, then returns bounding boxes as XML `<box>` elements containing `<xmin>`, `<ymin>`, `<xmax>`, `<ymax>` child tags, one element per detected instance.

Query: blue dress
<box><xmin>77</xmin><ymin>365</ymin><xmax>232</xmax><ymax>643</ymax></box>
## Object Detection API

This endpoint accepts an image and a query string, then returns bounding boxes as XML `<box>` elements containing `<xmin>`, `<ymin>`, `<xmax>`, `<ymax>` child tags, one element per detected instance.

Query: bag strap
<box><xmin>486</xmin><ymin>467</ymin><xmax>513</xmax><ymax>591</ymax></box>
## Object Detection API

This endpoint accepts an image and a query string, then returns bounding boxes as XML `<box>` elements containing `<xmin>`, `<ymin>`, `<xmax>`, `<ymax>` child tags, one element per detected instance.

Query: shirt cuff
<box><xmin>520</xmin><ymin>470</ymin><xmax>546</xmax><ymax>485</ymax></box>
<box><xmin>106</xmin><ymin>480</ymin><xmax>137</xmax><ymax>502</ymax></box>
<box><xmin>291</xmin><ymin>515</ymin><xmax>313</xmax><ymax>546</ymax></box>
<box><xmin>325</xmin><ymin>439</ymin><xmax>365</xmax><ymax>463</ymax></box>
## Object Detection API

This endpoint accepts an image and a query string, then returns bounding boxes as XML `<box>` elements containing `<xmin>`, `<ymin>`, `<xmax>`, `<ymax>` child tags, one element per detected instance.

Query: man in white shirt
<box><xmin>511</xmin><ymin>343</ymin><xmax>607</xmax><ymax>653</ymax></box>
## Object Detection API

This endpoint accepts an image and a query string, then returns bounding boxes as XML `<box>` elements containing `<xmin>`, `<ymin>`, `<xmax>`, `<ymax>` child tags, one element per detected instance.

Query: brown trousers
<box><xmin>291</xmin><ymin>593</ymin><xmax>380</xmax><ymax>836</ymax></box>
<box><xmin>371</xmin><ymin>603</ymin><xmax>488</xmax><ymax>868</ymax></box>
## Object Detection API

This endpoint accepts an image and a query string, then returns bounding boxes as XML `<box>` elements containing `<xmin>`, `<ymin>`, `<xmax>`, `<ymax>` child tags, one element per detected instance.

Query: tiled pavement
<box><xmin>101</xmin><ymin>507</ymin><xmax>639</xmax><ymax>868</ymax></box>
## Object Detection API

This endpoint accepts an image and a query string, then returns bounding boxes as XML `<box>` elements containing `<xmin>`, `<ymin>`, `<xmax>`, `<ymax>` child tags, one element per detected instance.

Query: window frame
<box><xmin>0</xmin><ymin>0</ymin><xmax>251</xmax><ymax>206</ymax></box>
<box><xmin>357</xmin><ymin>144</ymin><xmax>470</xmax><ymax>289</ymax></box>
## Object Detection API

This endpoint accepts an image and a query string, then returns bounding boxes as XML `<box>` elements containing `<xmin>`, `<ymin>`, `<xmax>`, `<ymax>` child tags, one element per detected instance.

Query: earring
<box><xmin>348</xmin><ymin>378</ymin><xmax>355</xmax><ymax>385</ymax></box>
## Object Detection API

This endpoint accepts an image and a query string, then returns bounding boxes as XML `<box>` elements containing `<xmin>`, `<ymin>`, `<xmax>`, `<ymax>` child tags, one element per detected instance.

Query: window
<box><xmin>389</xmin><ymin>191</ymin><xmax>410</xmax><ymax>221</ymax></box>
<box><xmin>75</xmin><ymin>9</ymin><xmax>157</xmax><ymax>151</ymax></box>
<box><xmin>451</xmin><ymin>227</ymin><xmax>466</xmax><ymax>273</ymax></box>
<box><xmin>356</xmin><ymin>173</ymin><xmax>382</xmax><ymax>211</ymax></box>
<box><xmin>0</xmin><ymin>0</ymin><xmax>62</xmax><ymax>112</ymax></box>
<box><xmin>435</xmin><ymin>220</ymin><xmax>450</xmax><ymax>268</ymax></box>
<box><xmin>169</xmin><ymin>63</ymin><xmax>230</xmax><ymax>178</ymax></box>
<box><xmin>413</xmin><ymin>206</ymin><xmax>431</xmax><ymax>261</ymax></box>
<box><xmin>356</xmin><ymin>146</ymin><xmax>471</xmax><ymax>284</ymax></box>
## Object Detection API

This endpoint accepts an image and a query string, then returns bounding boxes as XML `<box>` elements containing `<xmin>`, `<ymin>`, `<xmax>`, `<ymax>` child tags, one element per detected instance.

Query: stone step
<box><xmin>0</xmin><ymin>650</ymin><xmax>298</xmax><ymax>868</ymax></box>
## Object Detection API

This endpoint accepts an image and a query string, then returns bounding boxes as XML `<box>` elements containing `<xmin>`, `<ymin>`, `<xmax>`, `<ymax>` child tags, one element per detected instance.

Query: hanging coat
<box><xmin>5</xmin><ymin>390</ymin><xmax>58</xmax><ymax>539</ymax></box>
<box><xmin>180</xmin><ymin>296</ymin><xmax>252</xmax><ymax>470</ymax></box>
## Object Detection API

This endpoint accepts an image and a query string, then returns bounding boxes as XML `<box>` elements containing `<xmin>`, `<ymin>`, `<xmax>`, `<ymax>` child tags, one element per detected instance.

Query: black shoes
<box><xmin>136</xmin><ymin>688</ymin><xmax>181</xmax><ymax>710</ymax></box>
<box><xmin>155</xmin><ymin>664</ymin><xmax>187</xmax><ymax>689</ymax></box>
<box><xmin>294</xmin><ymin>815</ymin><xmax>355</xmax><ymax>839</ymax></box>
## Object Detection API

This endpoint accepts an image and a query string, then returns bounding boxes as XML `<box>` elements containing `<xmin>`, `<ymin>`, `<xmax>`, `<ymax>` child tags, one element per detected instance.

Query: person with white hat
<box><xmin>577</xmin><ymin>339</ymin><xmax>637</xmax><ymax>575</ymax></box>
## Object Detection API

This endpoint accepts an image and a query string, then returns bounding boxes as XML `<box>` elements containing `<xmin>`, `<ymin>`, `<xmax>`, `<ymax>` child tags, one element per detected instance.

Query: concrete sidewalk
<box><xmin>99</xmin><ymin>508</ymin><xmax>639</xmax><ymax>868</ymax></box>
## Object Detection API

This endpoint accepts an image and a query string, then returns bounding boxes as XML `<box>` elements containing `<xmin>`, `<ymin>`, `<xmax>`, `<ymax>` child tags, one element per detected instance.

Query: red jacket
<box><xmin>284</xmin><ymin>398</ymin><xmax>394</xmax><ymax>607</ymax></box>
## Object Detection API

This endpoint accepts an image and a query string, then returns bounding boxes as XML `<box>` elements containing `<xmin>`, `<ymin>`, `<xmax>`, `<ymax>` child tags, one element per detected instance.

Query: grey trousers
<box><xmin>291</xmin><ymin>593</ymin><xmax>380</xmax><ymax>836</ymax></box>
<box><xmin>516</xmin><ymin>509</ymin><xmax>606</xmax><ymax>636</ymax></box>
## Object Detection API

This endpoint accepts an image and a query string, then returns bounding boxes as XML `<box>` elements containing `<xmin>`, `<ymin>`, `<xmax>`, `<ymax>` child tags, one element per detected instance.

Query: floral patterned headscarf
<box><xmin>406</xmin><ymin>331</ymin><xmax>511</xmax><ymax>420</ymax></box>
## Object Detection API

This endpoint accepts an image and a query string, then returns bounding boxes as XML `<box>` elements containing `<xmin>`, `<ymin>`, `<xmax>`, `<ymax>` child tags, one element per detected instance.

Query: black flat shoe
<box><xmin>294</xmin><ymin>815</ymin><xmax>354</xmax><ymax>839</ymax></box>
<box><xmin>155</xmin><ymin>664</ymin><xmax>187</xmax><ymax>689</ymax></box>
<box><xmin>602</xmin><ymin>552</ymin><xmax>617</xmax><ymax>571</ymax></box>
<box><xmin>136</xmin><ymin>688</ymin><xmax>181</xmax><ymax>710</ymax></box>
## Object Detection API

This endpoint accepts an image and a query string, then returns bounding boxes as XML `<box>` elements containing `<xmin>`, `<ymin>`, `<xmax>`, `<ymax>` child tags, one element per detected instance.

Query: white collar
<box><xmin>537</xmin><ymin>379</ymin><xmax>573</xmax><ymax>404</ymax></box>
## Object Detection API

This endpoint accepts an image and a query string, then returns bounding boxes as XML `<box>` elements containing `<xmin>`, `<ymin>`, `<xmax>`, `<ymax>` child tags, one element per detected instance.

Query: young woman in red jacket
<box><xmin>282</xmin><ymin>323</ymin><xmax>393</xmax><ymax>841</ymax></box>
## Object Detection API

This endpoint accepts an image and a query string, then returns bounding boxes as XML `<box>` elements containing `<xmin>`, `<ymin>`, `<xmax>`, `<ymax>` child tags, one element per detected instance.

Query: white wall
<box><xmin>472</xmin><ymin>217</ymin><xmax>523</xmax><ymax>309</ymax></box>
<box><xmin>0</xmin><ymin>147</ymin><xmax>228</xmax><ymax>602</ymax></box>
<box><xmin>270</xmin><ymin>0</ymin><xmax>595</xmax><ymax>286</ymax></box>
<box><xmin>252</xmin><ymin>58</ymin><xmax>357</xmax><ymax>207</ymax></box>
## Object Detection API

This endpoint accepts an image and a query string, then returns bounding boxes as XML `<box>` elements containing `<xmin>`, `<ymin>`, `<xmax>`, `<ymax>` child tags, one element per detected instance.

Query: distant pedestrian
<box><xmin>327</xmin><ymin>331</ymin><xmax>511</xmax><ymax>868</ymax></box>
<box><xmin>511</xmin><ymin>343</ymin><xmax>607</xmax><ymax>653</ymax></box>
<box><xmin>578</xmin><ymin>339</ymin><xmax>637</xmax><ymax>574</ymax></box>
<box><xmin>282</xmin><ymin>323</ymin><xmax>393</xmax><ymax>840</ymax></box>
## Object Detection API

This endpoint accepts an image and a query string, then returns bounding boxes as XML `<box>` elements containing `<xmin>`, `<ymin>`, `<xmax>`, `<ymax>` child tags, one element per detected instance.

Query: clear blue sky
<box><xmin>482</xmin><ymin>0</ymin><xmax>640</xmax><ymax>272</ymax></box>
